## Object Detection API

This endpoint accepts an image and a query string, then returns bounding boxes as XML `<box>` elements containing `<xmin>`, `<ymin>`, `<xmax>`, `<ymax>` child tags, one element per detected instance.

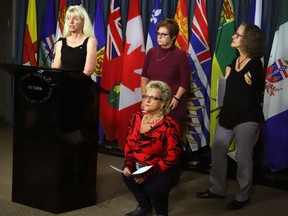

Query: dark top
<box><xmin>124</xmin><ymin>111</ymin><xmax>182</xmax><ymax>179</ymax></box>
<box><xmin>142</xmin><ymin>45</ymin><xmax>190</xmax><ymax>118</ymax></box>
<box><xmin>219</xmin><ymin>57</ymin><xmax>265</xmax><ymax>129</ymax></box>
<box><xmin>61</xmin><ymin>37</ymin><xmax>89</xmax><ymax>72</ymax></box>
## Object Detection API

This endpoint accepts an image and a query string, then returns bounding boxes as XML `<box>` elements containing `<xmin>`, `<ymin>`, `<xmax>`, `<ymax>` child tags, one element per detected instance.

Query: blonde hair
<box><xmin>146</xmin><ymin>80</ymin><xmax>172</xmax><ymax>115</ymax></box>
<box><xmin>63</xmin><ymin>5</ymin><xmax>95</xmax><ymax>38</ymax></box>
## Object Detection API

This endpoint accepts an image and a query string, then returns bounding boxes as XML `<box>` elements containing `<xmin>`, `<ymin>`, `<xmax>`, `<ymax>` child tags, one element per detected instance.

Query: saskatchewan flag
<box><xmin>210</xmin><ymin>0</ymin><xmax>236</xmax><ymax>145</ymax></box>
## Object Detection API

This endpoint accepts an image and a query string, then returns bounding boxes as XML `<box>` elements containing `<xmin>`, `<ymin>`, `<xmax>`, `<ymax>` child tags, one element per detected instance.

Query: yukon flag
<box><xmin>22</xmin><ymin>0</ymin><xmax>37</xmax><ymax>66</ymax></box>
<box><xmin>39</xmin><ymin>0</ymin><xmax>55</xmax><ymax>68</ymax></box>
<box><xmin>99</xmin><ymin>0</ymin><xmax>123</xmax><ymax>143</ymax></box>
<box><xmin>187</xmin><ymin>0</ymin><xmax>211</xmax><ymax>151</ymax></box>
<box><xmin>262</xmin><ymin>0</ymin><xmax>288</xmax><ymax>171</ymax></box>
<box><xmin>146</xmin><ymin>0</ymin><xmax>162</xmax><ymax>52</ymax></box>
<box><xmin>210</xmin><ymin>0</ymin><xmax>236</xmax><ymax>146</ymax></box>
<box><xmin>174</xmin><ymin>0</ymin><xmax>189</xmax><ymax>52</ymax></box>
<box><xmin>117</xmin><ymin>0</ymin><xmax>146</xmax><ymax>148</ymax></box>
<box><xmin>55</xmin><ymin>0</ymin><xmax>67</xmax><ymax>42</ymax></box>
<box><xmin>92</xmin><ymin>0</ymin><xmax>106</xmax><ymax>83</ymax></box>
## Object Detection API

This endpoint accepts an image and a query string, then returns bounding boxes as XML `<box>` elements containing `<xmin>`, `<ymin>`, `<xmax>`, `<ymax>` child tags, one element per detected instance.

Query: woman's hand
<box><xmin>134</xmin><ymin>175</ymin><xmax>146</xmax><ymax>184</ymax></box>
<box><xmin>170</xmin><ymin>97</ymin><xmax>179</xmax><ymax>110</ymax></box>
<box><xmin>123</xmin><ymin>167</ymin><xmax>132</xmax><ymax>177</ymax></box>
<box><xmin>244</xmin><ymin>71</ymin><xmax>252</xmax><ymax>85</ymax></box>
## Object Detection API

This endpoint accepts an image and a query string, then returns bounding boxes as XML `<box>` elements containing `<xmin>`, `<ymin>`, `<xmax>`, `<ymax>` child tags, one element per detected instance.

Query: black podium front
<box><xmin>0</xmin><ymin>63</ymin><xmax>100</xmax><ymax>213</ymax></box>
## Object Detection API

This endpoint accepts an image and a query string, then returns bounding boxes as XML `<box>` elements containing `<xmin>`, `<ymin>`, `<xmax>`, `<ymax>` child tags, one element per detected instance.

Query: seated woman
<box><xmin>122</xmin><ymin>80</ymin><xmax>182</xmax><ymax>216</ymax></box>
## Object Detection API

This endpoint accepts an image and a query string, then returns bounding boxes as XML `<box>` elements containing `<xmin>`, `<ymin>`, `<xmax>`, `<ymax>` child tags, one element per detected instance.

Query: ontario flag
<box><xmin>146</xmin><ymin>0</ymin><xmax>162</xmax><ymax>53</ymax></box>
<box><xmin>39</xmin><ymin>0</ymin><xmax>55</xmax><ymax>68</ymax></box>
<box><xmin>174</xmin><ymin>0</ymin><xmax>189</xmax><ymax>52</ymax></box>
<box><xmin>22</xmin><ymin>0</ymin><xmax>38</xmax><ymax>66</ymax></box>
<box><xmin>117</xmin><ymin>0</ymin><xmax>146</xmax><ymax>148</ymax></box>
<box><xmin>186</xmin><ymin>0</ymin><xmax>211</xmax><ymax>151</ymax></box>
<box><xmin>99</xmin><ymin>0</ymin><xmax>123</xmax><ymax>143</ymax></box>
<box><xmin>55</xmin><ymin>0</ymin><xmax>66</xmax><ymax>42</ymax></box>
<box><xmin>262</xmin><ymin>0</ymin><xmax>288</xmax><ymax>172</ymax></box>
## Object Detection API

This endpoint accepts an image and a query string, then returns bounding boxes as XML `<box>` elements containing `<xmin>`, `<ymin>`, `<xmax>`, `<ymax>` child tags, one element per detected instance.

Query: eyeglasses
<box><xmin>157</xmin><ymin>32</ymin><xmax>169</xmax><ymax>37</ymax></box>
<box><xmin>142</xmin><ymin>95</ymin><xmax>162</xmax><ymax>101</ymax></box>
<box><xmin>234</xmin><ymin>32</ymin><xmax>244</xmax><ymax>38</ymax></box>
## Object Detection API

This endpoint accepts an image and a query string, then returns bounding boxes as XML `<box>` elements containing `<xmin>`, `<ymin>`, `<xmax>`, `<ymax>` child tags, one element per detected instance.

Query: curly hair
<box><xmin>240</xmin><ymin>24</ymin><xmax>265</xmax><ymax>58</ymax></box>
<box><xmin>146</xmin><ymin>80</ymin><xmax>172</xmax><ymax>115</ymax></box>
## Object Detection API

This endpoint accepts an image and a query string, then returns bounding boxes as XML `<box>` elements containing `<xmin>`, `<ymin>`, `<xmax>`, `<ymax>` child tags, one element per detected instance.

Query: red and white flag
<box><xmin>117</xmin><ymin>0</ymin><xmax>146</xmax><ymax>148</ymax></box>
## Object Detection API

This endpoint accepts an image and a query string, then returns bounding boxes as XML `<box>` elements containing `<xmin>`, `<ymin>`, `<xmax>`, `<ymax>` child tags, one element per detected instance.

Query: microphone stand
<box><xmin>42</xmin><ymin>38</ymin><xmax>63</xmax><ymax>67</ymax></box>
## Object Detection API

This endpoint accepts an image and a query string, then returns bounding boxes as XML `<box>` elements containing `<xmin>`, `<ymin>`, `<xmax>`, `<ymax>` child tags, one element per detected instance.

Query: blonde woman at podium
<box><xmin>52</xmin><ymin>5</ymin><xmax>97</xmax><ymax>76</ymax></box>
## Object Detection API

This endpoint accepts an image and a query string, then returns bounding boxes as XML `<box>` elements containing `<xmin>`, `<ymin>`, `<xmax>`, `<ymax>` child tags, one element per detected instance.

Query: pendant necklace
<box><xmin>237</xmin><ymin>56</ymin><xmax>248</xmax><ymax>69</ymax></box>
<box><xmin>157</xmin><ymin>49</ymin><xmax>170</xmax><ymax>61</ymax></box>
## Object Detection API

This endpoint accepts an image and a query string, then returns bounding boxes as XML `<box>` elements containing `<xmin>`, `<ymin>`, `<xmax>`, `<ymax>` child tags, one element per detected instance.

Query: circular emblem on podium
<box><xmin>19</xmin><ymin>72</ymin><xmax>53</xmax><ymax>104</ymax></box>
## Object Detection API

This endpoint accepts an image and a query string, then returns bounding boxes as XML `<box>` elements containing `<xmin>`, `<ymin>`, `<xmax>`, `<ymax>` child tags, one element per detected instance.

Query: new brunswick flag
<box><xmin>22</xmin><ymin>0</ymin><xmax>37</xmax><ymax>66</ymax></box>
<box><xmin>174</xmin><ymin>0</ymin><xmax>189</xmax><ymax>52</ymax></box>
<box><xmin>210</xmin><ymin>0</ymin><xmax>236</xmax><ymax>145</ymax></box>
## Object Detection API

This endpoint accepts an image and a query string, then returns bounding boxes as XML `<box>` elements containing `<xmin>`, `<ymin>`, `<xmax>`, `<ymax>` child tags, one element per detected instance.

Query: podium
<box><xmin>0</xmin><ymin>63</ymin><xmax>100</xmax><ymax>213</ymax></box>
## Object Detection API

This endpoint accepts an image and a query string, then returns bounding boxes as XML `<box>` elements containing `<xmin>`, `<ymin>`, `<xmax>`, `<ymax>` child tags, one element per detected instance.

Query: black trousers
<box><xmin>122</xmin><ymin>166</ymin><xmax>181</xmax><ymax>215</ymax></box>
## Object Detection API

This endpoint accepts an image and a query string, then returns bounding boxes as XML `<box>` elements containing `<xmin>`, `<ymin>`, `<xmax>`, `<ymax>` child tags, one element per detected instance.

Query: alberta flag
<box><xmin>187</xmin><ymin>0</ymin><xmax>211</xmax><ymax>151</ymax></box>
<box><xmin>146</xmin><ymin>0</ymin><xmax>162</xmax><ymax>52</ymax></box>
<box><xmin>262</xmin><ymin>0</ymin><xmax>288</xmax><ymax>172</ymax></box>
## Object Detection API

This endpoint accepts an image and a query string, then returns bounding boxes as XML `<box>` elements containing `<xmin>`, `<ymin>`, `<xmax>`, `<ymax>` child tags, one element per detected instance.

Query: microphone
<box><xmin>41</xmin><ymin>37</ymin><xmax>63</xmax><ymax>67</ymax></box>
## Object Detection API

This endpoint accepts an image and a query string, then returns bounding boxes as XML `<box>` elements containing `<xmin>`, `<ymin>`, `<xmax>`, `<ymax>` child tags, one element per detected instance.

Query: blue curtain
<box><xmin>15</xmin><ymin>0</ymin><xmax>281</xmax><ymax>66</ymax></box>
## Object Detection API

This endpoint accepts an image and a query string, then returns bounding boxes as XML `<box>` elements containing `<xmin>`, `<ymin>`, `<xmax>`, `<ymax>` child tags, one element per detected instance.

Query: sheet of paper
<box><xmin>109</xmin><ymin>164</ymin><xmax>153</xmax><ymax>175</ymax></box>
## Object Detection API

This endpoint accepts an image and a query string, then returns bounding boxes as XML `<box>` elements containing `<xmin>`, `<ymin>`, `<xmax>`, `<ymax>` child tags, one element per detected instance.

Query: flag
<box><xmin>55</xmin><ymin>0</ymin><xmax>67</xmax><ymax>42</ymax></box>
<box><xmin>93</xmin><ymin>0</ymin><xmax>106</xmax><ymax>143</ymax></box>
<box><xmin>22</xmin><ymin>0</ymin><xmax>37</xmax><ymax>66</ymax></box>
<box><xmin>117</xmin><ymin>0</ymin><xmax>146</xmax><ymax>148</ymax></box>
<box><xmin>186</xmin><ymin>0</ymin><xmax>211</xmax><ymax>151</ymax></box>
<box><xmin>39</xmin><ymin>0</ymin><xmax>55</xmax><ymax>68</ymax></box>
<box><xmin>146</xmin><ymin>0</ymin><xmax>162</xmax><ymax>52</ymax></box>
<box><xmin>174</xmin><ymin>0</ymin><xmax>189</xmax><ymax>52</ymax></box>
<box><xmin>92</xmin><ymin>0</ymin><xmax>106</xmax><ymax>83</ymax></box>
<box><xmin>262</xmin><ymin>0</ymin><xmax>288</xmax><ymax>171</ymax></box>
<box><xmin>210</xmin><ymin>0</ymin><xmax>236</xmax><ymax>146</ymax></box>
<box><xmin>99</xmin><ymin>0</ymin><xmax>123</xmax><ymax>143</ymax></box>
<box><xmin>247</xmin><ymin>0</ymin><xmax>263</xmax><ymax>28</ymax></box>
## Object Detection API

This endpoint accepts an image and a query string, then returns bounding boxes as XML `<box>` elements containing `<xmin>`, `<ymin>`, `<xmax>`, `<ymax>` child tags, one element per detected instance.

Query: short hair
<box><xmin>63</xmin><ymin>5</ymin><xmax>95</xmax><ymax>38</ymax></box>
<box><xmin>240</xmin><ymin>24</ymin><xmax>265</xmax><ymax>58</ymax></box>
<box><xmin>157</xmin><ymin>18</ymin><xmax>179</xmax><ymax>44</ymax></box>
<box><xmin>146</xmin><ymin>80</ymin><xmax>172</xmax><ymax>115</ymax></box>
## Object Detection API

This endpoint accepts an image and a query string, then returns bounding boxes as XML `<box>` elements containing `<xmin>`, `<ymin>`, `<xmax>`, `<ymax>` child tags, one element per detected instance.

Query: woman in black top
<box><xmin>196</xmin><ymin>24</ymin><xmax>265</xmax><ymax>210</ymax></box>
<box><xmin>52</xmin><ymin>5</ymin><xmax>97</xmax><ymax>75</ymax></box>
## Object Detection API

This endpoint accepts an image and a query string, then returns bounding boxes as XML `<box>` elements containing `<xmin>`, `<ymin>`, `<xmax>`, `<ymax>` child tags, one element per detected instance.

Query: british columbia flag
<box><xmin>186</xmin><ymin>0</ymin><xmax>211</xmax><ymax>151</ymax></box>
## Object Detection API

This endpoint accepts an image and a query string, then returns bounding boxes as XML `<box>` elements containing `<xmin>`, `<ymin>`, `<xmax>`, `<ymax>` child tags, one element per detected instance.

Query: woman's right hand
<box><xmin>123</xmin><ymin>167</ymin><xmax>132</xmax><ymax>177</ymax></box>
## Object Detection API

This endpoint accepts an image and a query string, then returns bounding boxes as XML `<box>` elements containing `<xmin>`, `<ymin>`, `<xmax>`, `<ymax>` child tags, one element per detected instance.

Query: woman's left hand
<box><xmin>244</xmin><ymin>71</ymin><xmax>252</xmax><ymax>85</ymax></box>
<box><xmin>170</xmin><ymin>97</ymin><xmax>179</xmax><ymax>110</ymax></box>
<box><xmin>134</xmin><ymin>175</ymin><xmax>146</xmax><ymax>184</ymax></box>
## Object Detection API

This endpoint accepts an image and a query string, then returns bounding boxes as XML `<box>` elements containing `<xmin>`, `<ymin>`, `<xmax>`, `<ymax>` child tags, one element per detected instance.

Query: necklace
<box><xmin>157</xmin><ymin>49</ymin><xmax>170</xmax><ymax>61</ymax></box>
<box><xmin>143</xmin><ymin>114</ymin><xmax>163</xmax><ymax>124</ymax></box>
<box><xmin>237</xmin><ymin>56</ymin><xmax>248</xmax><ymax>69</ymax></box>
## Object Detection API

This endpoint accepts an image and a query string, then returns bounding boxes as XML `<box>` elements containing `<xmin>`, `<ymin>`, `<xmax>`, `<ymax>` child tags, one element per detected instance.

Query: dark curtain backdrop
<box><xmin>14</xmin><ymin>0</ymin><xmax>281</xmax><ymax>66</ymax></box>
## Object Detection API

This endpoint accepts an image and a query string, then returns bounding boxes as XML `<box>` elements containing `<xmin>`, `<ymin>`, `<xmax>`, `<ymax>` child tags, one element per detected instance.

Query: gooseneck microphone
<box><xmin>42</xmin><ymin>37</ymin><xmax>63</xmax><ymax>67</ymax></box>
